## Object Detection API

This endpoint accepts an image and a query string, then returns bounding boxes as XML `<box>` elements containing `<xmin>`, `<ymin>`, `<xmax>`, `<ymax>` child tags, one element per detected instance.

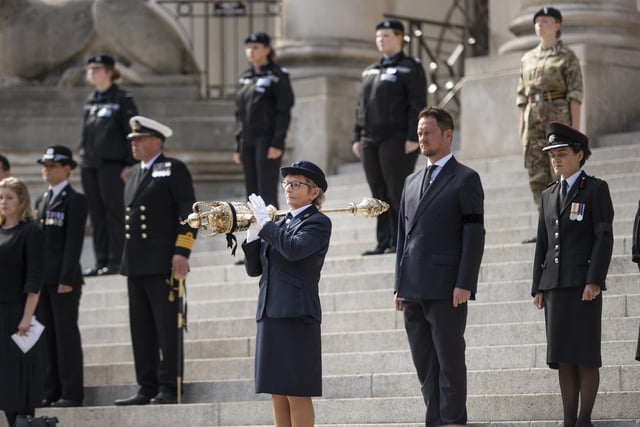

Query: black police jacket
<box><xmin>80</xmin><ymin>83</ymin><xmax>138</xmax><ymax>168</ymax></box>
<box><xmin>35</xmin><ymin>184</ymin><xmax>88</xmax><ymax>288</ymax></box>
<box><xmin>354</xmin><ymin>51</ymin><xmax>427</xmax><ymax>143</ymax></box>
<box><xmin>235</xmin><ymin>61</ymin><xmax>295</xmax><ymax>151</ymax></box>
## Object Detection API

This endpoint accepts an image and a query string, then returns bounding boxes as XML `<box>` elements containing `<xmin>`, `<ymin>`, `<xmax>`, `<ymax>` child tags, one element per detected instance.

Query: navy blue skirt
<box><xmin>544</xmin><ymin>287</ymin><xmax>602</xmax><ymax>369</ymax></box>
<box><xmin>255</xmin><ymin>316</ymin><xmax>322</xmax><ymax>396</ymax></box>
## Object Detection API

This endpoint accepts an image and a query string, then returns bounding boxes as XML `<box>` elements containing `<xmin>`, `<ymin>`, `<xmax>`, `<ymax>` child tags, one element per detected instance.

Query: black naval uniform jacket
<box><xmin>532</xmin><ymin>172</ymin><xmax>614</xmax><ymax>296</ymax></box>
<box><xmin>632</xmin><ymin>199</ymin><xmax>640</xmax><ymax>271</ymax></box>
<box><xmin>242</xmin><ymin>206</ymin><xmax>332</xmax><ymax>322</ymax></box>
<box><xmin>354</xmin><ymin>51</ymin><xmax>427</xmax><ymax>143</ymax></box>
<box><xmin>235</xmin><ymin>61</ymin><xmax>295</xmax><ymax>152</ymax></box>
<box><xmin>35</xmin><ymin>184</ymin><xmax>88</xmax><ymax>288</ymax></box>
<box><xmin>121</xmin><ymin>154</ymin><xmax>196</xmax><ymax>277</ymax></box>
<box><xmin>80</xmin><ymin>84</ymin><xmax>138</xmax><ymax>168</ymax></box>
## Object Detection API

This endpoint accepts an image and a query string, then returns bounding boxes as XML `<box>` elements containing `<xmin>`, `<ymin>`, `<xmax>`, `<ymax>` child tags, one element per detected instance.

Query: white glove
<box><xmin>246</xmin><ymin>219</ymin><xmax>261</xmax><ymax>243</ymax></box>
<box><xmin>247</xmin><ymin>193</ymin><xmax>271</xmax><ymax>227</ymax></box>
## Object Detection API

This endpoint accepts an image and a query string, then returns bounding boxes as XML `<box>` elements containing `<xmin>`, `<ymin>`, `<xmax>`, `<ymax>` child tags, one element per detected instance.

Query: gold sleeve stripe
<box><xmin>175</xmin><ymin>232</ymin><xmax>195</xmax><ymax>250</ymax></box>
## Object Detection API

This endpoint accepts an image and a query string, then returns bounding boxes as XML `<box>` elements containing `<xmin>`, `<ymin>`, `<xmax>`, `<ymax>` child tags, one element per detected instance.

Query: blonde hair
<box><xmin>303</xmin><ymin>177</ymin><xmax>326</xmax><ymax>209</ymax></box>
<box><xmin>0</xmin><ymin>177</ymin><xmax>34</xmax><ymax>224</ymax></box>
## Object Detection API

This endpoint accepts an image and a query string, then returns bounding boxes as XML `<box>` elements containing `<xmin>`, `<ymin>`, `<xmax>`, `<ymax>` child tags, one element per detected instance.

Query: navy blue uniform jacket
<box><xmin>395</xmin><ymin>157</ymin><xmax>485</xmax><ymax>300</ymax></box>
<box><xmin>532</xmin><ymin>172</ymin><xmax>614</xmax><ymax>295</ymax></box>
<box><xmin>242</xmin><ymin>205</ymin><xmax>332</xmax><ymax>322</ymax></box>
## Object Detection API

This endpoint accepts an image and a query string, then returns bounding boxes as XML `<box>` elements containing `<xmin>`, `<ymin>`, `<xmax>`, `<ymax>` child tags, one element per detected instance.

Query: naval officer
<box><xmin>115</xmin><ymin>116</ymin><xmax>196</xmax><ymax>406</ymax></box>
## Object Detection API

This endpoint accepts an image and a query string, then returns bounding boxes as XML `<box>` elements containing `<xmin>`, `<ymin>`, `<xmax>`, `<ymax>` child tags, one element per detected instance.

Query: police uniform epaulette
<box><xmin>175</xmin><ymin>231</ymin><xmax>196</xmax><ymax>250</ymax></box>
<box><xmin>411</xmin><ymin>56</ymin><xmax>422</xmax><ymax>64</ymax></box>
<box><xmin>546</xmin><ymin>180</ymin><xmax>559</xmax><ymax>190</ymax></box>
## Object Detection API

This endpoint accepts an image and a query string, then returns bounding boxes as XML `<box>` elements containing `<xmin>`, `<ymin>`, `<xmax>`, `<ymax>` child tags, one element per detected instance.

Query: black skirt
<box><xmin>255</xmin><ymin>316</ymin><xmax>322</xmax><ymax>396</ymax></box>
<box><xmin>543</xmin><ymin>287</ymin><xmax>602</xmax><ymax>369</ymax></box>
<box><xmin>0</xmin><ymin>303</ymin><xmax>46</xmax><ymax>411</ymax></box>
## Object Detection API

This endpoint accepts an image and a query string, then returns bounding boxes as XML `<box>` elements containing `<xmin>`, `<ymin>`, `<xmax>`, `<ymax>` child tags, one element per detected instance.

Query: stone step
<box><xmin>78</xmin><ymin>363</ymin><xmax>640</xmax><ymax>406</ymax></box>
<box><xmin>26</xmin><ymin>392</ymin><xmax>640</xmax><ymax>427</ymax></box>
<box><xmin>82</xmin><ymin>339</ymin><xmax>638</xmax><ymax>388</ymax></box>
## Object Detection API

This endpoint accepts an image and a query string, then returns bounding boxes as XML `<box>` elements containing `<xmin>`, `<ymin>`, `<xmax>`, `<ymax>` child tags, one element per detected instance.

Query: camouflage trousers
<box><xmin>524</xmin><ymin>137</ymin><xmax>555</xmax><ymax>208</ymax></box>
<box><xmin>522</xmin><ymin>99</ymin><xmax>569</xmax><ymax>208</ymax></box>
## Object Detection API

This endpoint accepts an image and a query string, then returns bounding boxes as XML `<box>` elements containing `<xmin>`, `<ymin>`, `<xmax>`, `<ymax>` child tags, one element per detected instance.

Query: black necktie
<box><xmin>281</xmin><ymin>213</ymin><xmax>293</xmax><ymax>228</ymax></box>
<box><xmin>421</xmin><ymin>165</ymin><xmax>437</xmax><ymax>197</ymax></box>
<box><xmin>561</xmin><ymin>179</ymin><xmax>568</xmax><ymax>204</ymax></box>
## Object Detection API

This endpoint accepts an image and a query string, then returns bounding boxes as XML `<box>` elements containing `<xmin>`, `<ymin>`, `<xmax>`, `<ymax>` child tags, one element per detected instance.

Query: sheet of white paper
<box><xmin>11</xmin><ymin>317</ymin><xmax>45</xmax><ymax>354</ymax></box>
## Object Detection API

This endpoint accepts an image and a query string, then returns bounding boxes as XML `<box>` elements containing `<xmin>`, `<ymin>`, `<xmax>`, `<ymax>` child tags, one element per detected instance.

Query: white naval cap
<box><xmin>127</xmin><ymin>115</ymin><xmax>173</xmax><ymax>141</ymax></box>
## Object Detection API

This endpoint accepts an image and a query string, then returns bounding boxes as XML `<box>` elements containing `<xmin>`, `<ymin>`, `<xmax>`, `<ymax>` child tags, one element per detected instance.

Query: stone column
<box><xmin>460</xmin><ymin>0</ymin><xmax>640</xmax><ymax>160</ymax></box>
<box><xmin>275</xmin><ymin>0</ymin><xmax>385</xmax><ymax>173</ymax></box>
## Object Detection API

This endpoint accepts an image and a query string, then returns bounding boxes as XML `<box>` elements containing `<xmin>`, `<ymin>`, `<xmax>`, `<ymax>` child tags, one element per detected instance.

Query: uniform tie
<box><xmin>421</xmin><ymin>165</ymin><xmax>438</xmax><ymax>197</ymax></box>
<box><xmin>561</xmin><ymin>179</ymin><xmax>568</xmax><ymax>204</ymax></box>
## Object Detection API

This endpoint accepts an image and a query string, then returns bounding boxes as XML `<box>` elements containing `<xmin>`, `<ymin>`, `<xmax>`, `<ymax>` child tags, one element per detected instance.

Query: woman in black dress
<box><xmin>233</xmin><ymin>32</ymin><xmax>295</xmax><ymax>209</ymax></box>
<box><xmin>531</xmin><ymin>122</ymin><xmax>614</xmax><ymax>427</ymax></box>
<box><xmin>242</xmin><ymin>161</ymin><xmax>331</xmax><ymax>427</ymax></box>
<box><xmin>0</xmin><ymin>177</ymin><xmax>45</xmax><ymax>427</ymax></box>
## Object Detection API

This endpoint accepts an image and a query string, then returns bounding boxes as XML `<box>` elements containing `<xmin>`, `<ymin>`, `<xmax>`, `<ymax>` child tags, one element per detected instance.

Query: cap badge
<box><xmin>548</xmin><ymin>134</ymin><xmax>556</xmax><ymax>143</ymax></box>
<box><xmin>132</xmin><ymin>121</ymin><xmax>141</xmax><ymax>131</ymax></box>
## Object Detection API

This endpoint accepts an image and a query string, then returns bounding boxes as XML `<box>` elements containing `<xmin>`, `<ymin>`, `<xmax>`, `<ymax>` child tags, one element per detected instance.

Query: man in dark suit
<box><xmin>35</xmin><ymin>146</ymin><xmax>88</xmax><ymax>408</ymax></box>
<box><xmin>114</xmin><ymin>116</ymin><xmax>196</xmax><ymax>406</ymax></box>
<box><xmin>394</xmin><ymin>107</ymin><xmax>485</xmax><ymax>426</ymax></box>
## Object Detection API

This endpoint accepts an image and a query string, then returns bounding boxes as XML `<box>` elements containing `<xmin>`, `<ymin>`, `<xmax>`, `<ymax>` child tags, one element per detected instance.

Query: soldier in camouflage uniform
<box><xmin>517</xmin><ymin>7</ymin><xmax>583</xmax><ymax>222</ymax></box>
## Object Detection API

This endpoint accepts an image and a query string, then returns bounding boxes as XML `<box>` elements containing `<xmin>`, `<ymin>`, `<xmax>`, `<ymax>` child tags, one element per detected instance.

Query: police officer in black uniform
<box><xmin>352</xmin><ymin>19</ymin><xmax>427</xmax><ymax>255</ymax></box>
<box><xmin>114</xmin><ymin>116</ymin><xmax>196</xmax><ymax>406</ymax></box>
<box><xmin>532</xmin><ymin>122</ymin><xmax>614</xmax><ymax>427</ymax></box>
<box><xmin>233</xmin><ymin>32</ymin><xmax>295</xmax><ymax>209</ymax></box>
<box><xmin>632</xmin><ymin>198</ymin><xmax>640</xmax><ymax>361</ymax></box>
<box><xmin>80</xmin><ymin>54</ymin><xmax>138</xmax><ymax>276</ymax></box>
<box><xmin>34</xmin><ymin>146</ymin><xmax>88</xmax><ymax>408</ymax></box>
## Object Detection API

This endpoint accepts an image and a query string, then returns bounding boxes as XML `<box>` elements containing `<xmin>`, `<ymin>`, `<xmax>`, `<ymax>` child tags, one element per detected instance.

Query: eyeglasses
<box><xmin>281</xmin><ymin>181</ymin><xmax>312</xmax><ymax>191</ymax></box>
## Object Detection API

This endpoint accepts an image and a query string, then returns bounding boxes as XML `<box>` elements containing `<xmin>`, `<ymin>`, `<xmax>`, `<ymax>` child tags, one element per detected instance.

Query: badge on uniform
<box><xmin>152</xmin><ymin>161</ymin><xmax>172</xmax><ymax>178</ymax></box>
<box><xmin>569</xmin><ymin>202</ymin><xmax>585</xmax><ymax>221</ymax></box>
<box><xmin>44</xmin><ymin>210</ymin><xmax>65</xmax><ymax>227</ymax></box>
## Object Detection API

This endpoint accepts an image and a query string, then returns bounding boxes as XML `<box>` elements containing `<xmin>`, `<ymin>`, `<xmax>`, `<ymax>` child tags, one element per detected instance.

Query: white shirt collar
<box><xmin>562</xmin><ymin>169</ymin><xmax>582</xmax><ymax>192</ymax></box>
<box><xmin>427</xmin><ymin>152</ymin><xmax>453</xmax><ymax>169</ymax></box>
<box><xmin>48</xmin><ymin>180</ymin><xmax>69</xmax><ymax>201</ymax></box>
<box><xmin>141</xmin><ymin>153</ymin><xmax>162</xmax><ymax>170</ymax></box>
<box><xmin>289</xmin><ymin>204</ymin><xmax>312</xmax><ymax>218</ymax></box>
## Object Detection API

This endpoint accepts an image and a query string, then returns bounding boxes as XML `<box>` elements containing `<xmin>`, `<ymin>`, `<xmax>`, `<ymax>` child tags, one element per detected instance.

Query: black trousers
<box><xmin>81</xmin><ymin>163</ymin><xmax>125</xmax><ymax>268</ymax></box>
<box><xmin>240</xmin><ymin>137</ymin><xmax>282</xmax><ymax>208</ymax></box>
<box><xmin>37</xmin><ymin>284</ymin><xmax>84</xmax><ymax>402</ymax></box>
<box><xmin>402</xmin><ymin>299</ymin><xmax>468</xmax><ymax>427</ymax></box>
<box><xmin>127</xmin><ymin>274</ymin><xmax>182</xmax><ymax>397</ymax></box>
<box><xmin>361</xmin><ymin>133</ymin><xmax>418</xmax><ymax>250</ymax></box>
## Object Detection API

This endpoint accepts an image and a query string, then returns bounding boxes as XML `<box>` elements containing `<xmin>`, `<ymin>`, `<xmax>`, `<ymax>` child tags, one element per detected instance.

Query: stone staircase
<box><xmin>4</xmin><ymin>139</ymin><xmax>640</xmax><ymax>426</ymax></box>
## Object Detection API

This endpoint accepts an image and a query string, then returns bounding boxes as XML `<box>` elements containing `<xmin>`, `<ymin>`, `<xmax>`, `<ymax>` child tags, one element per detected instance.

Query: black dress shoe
<box><xmin>150</xmin><ymin>391</ymin><xmax>177</xmax><ymax>405</ymax></box>
<box><xmin>521</xmin><ymin>236</ymin><xmax>537</xmax><ymax>244</ymax></box>
<box><xmin>384</xmin><ymin>246</ymin><xmax>396</xmax><ymax>254</ymax></box>
<box><xmin>97</xmin><ymin>265</ymin><xmax>120</xmax><ymax>276</ymax></box>
<box><xmin>362</xmin><ymin>247</ymin><xmax>386</xmax><ymax>256</ymax></box>
<box><xmin>234</xmin><ymin>258</ymin><xmax>245</xmax><ymax>265</ymax></box>
<box><xmin>114</xmin><ymin>394</ymin><xmax>152</xmax><ymax>406</ymax></box>
<box><xmin>83</xmin><ymin>266</ymin><xmax>103</xmax><ymax>277</ymax></box>
<box><xmin>50</xmin><ymin>399</ymin><xmax>83</xmax><ymax>407</ymax></box>
<box><xmin>41</xmin><ymin>399</ymin><xmax>54</xmax><ymax>407</ymax></box>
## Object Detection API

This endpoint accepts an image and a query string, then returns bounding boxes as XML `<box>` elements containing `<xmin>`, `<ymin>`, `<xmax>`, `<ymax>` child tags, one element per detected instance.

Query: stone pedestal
<box><xmin>460</xmin><ymin>0</ymin><xmax>640</xmax><ymax>160</ymax></box>
<box><xmin>276</xmin><ymin>0</ymin><xmax>385</xmax><ymax>174</ymax></box>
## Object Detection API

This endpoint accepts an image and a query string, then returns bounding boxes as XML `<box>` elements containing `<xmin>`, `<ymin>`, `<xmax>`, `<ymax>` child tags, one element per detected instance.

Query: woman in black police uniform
<box><xmin>35</xmin><ymin>146</ymin><xmax>88</xmax><ymax>408</ymax></box>
<box><xmin>80</xmin><ymin>54</ymin><xmax>138</xmax><ymax>276</ymax></box>
<box><xmin>0</xmin><ymin>178</ymin><xmax>45</xmax><ymax>427</ymax></box>
<box><xmin>242</xmin><ymin>161</ymin><xmax>331</xmax><ymax>427</ymax></box>
<box><xmin>352</xmin><ymin>19</ymin><xmax>426</xmax><ymax>255</ymax></box>
<box><xmin>233</xmin><ymin>32</ymin><xmax>295</xmax><ymax>209</ymax></box>
<box><xmin>532</xmin><ymin>122</ymin><xmax>614</xmax><ymax>427</ymax></box>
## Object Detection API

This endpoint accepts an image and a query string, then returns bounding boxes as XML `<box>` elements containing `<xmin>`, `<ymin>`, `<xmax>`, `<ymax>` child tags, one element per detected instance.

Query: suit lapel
<box><xmin>409</xmin><ymin>157</ymin><xmax>457</xmax><ymax>232</ymax></box>
<box><xmin>129</xmin><ymin>154</ymin><xmax>166</xmax><ymax>204</ymax></box>
<box><xmin>48</xmin><ymin>184</ymin><xmax>70</xmax><ymax>211</ymax></box>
